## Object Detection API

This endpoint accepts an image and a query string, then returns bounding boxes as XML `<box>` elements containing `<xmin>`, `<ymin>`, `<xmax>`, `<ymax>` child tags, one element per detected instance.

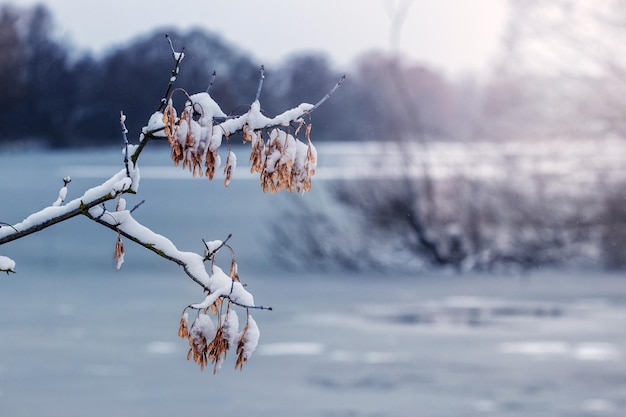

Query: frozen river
<box><xmin>1</xmin><ymin>146</ymin><xmax>626</xmax><ymax>416</ymax></box>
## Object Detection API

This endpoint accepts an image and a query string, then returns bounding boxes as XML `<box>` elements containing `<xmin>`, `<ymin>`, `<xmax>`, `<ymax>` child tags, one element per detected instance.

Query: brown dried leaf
<box><xmin>235</xmin><ymin>322</ymin><xmax>249</xmax><ymax>371</ymax></box>
<box><xmin>207</xmin><ymin>327</ymin><xmax>229</xmax><ymax>374</ymax></box>
<box><xmin>177</xmin><ymin>315</ymin><xmax>189</xmax><ymax>339</ymax></box>
<box><xmin>242</xmin><ymin>124</ymin><xmax>253</xmax><ymax>143</ymax></box>
<box><xmin>162</xmin><ymin>100</ymin><xmax>177</xmax><ymax>146</ymax></box>
<box><xmin>210</xmin><ymin>298</ymin><xmax>222</xmax><ymax>316</ymax></box>
<box><xmin>113</xmin><ymin>234</ymin><xmax>124</xmax><ymax>271</ymax></box>
<box><xmin>205</xmin><ymin>150</ymin><xmax>217</xmax><ymax>180</ymax></box>
<box><xmin>229</xmin><ymin>259</ymin><xmax>240</xmax><ymax>282</ymax></box>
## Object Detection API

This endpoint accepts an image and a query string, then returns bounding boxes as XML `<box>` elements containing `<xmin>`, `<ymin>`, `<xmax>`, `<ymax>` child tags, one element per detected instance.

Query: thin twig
<box><xmin>311</xmin><ymin>74</ymin><xmax>346</xmax><ymax>112</ymax></box>
<box><xmin>130</xmin><ymin>200</ymin><xmax>145</xmax><ymax>213</ymax></box>
<box><xmin>255</xmin><ymin>65</ymin><xmax>265</xmax><ymax>102</ymax></box>
<box><xmin>0</xmin><ymin>222</ymin><xmax>18</xmax><ymax>233</ymax></box>
<box><xmin>157</xmin><ymin>34</ymin><xmax>186</xmax><ymax>112</ymax></box>
<box><xmin>206</xmin><ymin>70</ymin><xmax>217</xmax><ymax>93</ymax></box>
<box><xmin>230</xmin><ymin>300</ymin><xmax>273</xmax><ymax>311</ymax></box>
<box><xmin>202</xmin><ymin>233</ymin><xmax>233</xmax><ymax>260</ymax></box>
<box><xmin>186</xmin><ymin>298</ymin><xmax>272</xmax><ymax>311</ymax></box>
<box><xmin>85</xmin><ymin>211</ymin><xmax>270</xmax><ymax>310</ymax></box>
<box><xmin>120</xmin><ymin>111</ymin><xmax>130</xmax><ymax>176</ymax></box>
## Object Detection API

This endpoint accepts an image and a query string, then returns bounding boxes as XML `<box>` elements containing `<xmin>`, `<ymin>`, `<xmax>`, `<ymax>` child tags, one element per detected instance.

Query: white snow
<box><xmin>144</xmin><ymin>111</ymin><xmax>167</xmax><ymax>137</ymax></box>
<box><xmin>116</xmin><ymin>198</ymin><xmax>126</xmax><ymax>211</ymax></box>
<box><xmin>238</xmin><ymin>315</ymin><xmax>260</xmax><ymax>361</ymax></box>
<box><xmin>190</xmin><ymin>265</ymin><xmax>254</xmax><ymax>309</ymax></box>
<box><xmin>204</xmin><ymin>240</ymin><xmax>222</xmax><ymax>253</ymax></box>
<box><xmin>0</xmin><ymin>168</ymin><xmax>123</xmax><ymax>241</ymax></box>
<box><xmin>190</xmin><ymin>313</ymin><xmax>216</xmax><ymax>346</ymax></box>
<box><xmin>52</xmin><ymin>186</ymin><xmax>68</xmax><ymax>206</ymax></box>
<box><xmin>221</xmin><ymin>309</ymin><xmax>240</xmax><ymax>347</ymax></box>
<box><xmin>209</xmin><ymin>130</ymin><xmax>222</xmax><ymax>152</ymax></box>
<box><xmin>127</xmin><ymin>144</ymin><xmax>139</xmax><ymax>155</ymax></box>
<box><xmin>0</xmin><ymin>255</ymin><xmax>15</xmax><ymax>272</ymax></box>
<box><xmin>270</xmin><ymin>103</ymin><xmax>314</xmax><ymax>126</ymax></box>
<box><xmin>83</xmin><ymin>202</ymin><xmax>257</xmax><ymax>310</ymax></box>
<box><xmin>217</xmin><ymin>100</ymin><xmax>314</xmax><ymax>136</ymax></box>
<box><xmin>189</xmin><ymin>92</ymin><xmax>227</xmax><ymax>121</ymax></box>
<box><xmin>213</xmin><ymin>152</ymin><xmax>222</xmax><ymax>170</ymax></box>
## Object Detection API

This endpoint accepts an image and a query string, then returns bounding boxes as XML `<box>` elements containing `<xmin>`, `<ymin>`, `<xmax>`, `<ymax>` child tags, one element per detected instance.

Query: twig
<box><xmin>230</xmin><ymin>300</ymin><xmax>273</xmax><ymax>311</ymax></box>
<box><xmin>85</xmin><ymin>210</ymin><xmax>208</xmax><ymax>290</ymax></box>
<box><xmin>255</xmin><ymin>65</ymin><xmax>265</xmax><ymax>102</ymax></box>
<box><xmin>157</xmin><ymin>34</ymin><xmax>186</xmax><ymax>112</ymax></box>
<box><xmin>311</xmin><ymin>74</ymin><xmax>346</xmax><ymax>112</ymax></box>
<box><xmin>0</xmin><ymin>222</ymin><xmax>18</xmax><ymax>233</ymax></box>
<box><xmin>202</xmin><ymin>233</ymin><xmax>233</xmax><ymax>260</ymax></box>
<box><xmin>130</xmin><ymin>200</ymin><xmax>145</xmax><ymax>213</ymax></box>
<box><xmin>206</xmin><ymin>70</ymin><xmax>217</xmax><ymax>93</ymax></box>
<box><xmin>120</xmin><ymin>111</ymin><xmax>130</xmax><ymax>176</ymax></box>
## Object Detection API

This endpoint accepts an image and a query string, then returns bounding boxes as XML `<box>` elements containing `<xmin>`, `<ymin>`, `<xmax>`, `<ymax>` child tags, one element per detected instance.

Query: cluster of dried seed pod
<box><xmin>246</xmin><ymin>124</ymin><xmax>317</xmax><ymax>193</ymax></box>
<box><xmin>160</xmin><ymin>91</ymin><xmax>317</xmax><ymax>192</ymax></box>
<box><xmin>179</xmin><ymin>305</ymin><xmax>259</xmax><ymax>373</ymax></box>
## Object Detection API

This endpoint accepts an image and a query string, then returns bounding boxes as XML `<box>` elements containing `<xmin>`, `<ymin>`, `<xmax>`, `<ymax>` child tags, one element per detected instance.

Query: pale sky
<box><xmin>20</xmin><ymin>0</ymin><xmax>509</xmax><ymax>76</ymax></box>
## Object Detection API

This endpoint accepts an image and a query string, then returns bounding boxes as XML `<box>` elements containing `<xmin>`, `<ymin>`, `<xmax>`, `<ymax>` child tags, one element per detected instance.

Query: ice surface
<box><xmin>2</xmin><ymin>148</ymin><xmax>626</xmax><ymax>417</ymax></box>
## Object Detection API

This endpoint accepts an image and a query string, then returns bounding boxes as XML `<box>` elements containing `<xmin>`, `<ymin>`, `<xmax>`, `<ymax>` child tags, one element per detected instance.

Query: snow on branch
<box><xmin>0</xmin><ymin>35</ymin><xmax>341</xmax><ymax>373</ymax></box>
<box><xmin>0</xmin><ymin>168</ymin><xmax>134</xmax><ymax>246</ymax></box>
<box><xmin>0</xmin><ymin>255</ymin><xmax>15</xmax><ymax>273</ymax></box>
<box><xmin>141</xmin><ymin>61</ymin><xmax>344</xmax><ymax>193</ymax></box>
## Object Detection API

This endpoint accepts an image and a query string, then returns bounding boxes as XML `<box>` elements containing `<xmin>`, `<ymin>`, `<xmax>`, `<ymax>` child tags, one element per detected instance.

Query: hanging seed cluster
<box><xmin>179</xmin><ymin>303</ymin><xmax>259</xmax><ymax>374</ymax></box>
<box><xmin>162</xmin><ymin>92</ymin><xmax>317</xmax><ymax>193</ymax></box>
<box><xmin>245</xmin><ymin>123</ymin><xmax>317</xmax><ymax>193</ymax></box>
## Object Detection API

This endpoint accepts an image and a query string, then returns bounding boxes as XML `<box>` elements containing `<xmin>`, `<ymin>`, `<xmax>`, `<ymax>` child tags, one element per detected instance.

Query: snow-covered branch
<box><xmin>84</xmin><ymin>201</ymin><xmax>269</xmax><ymax>310</ymax></box>
<box><xmin>0</xmin><ymin>36</ymin><xmax>341</xmax><ymax>373</ymax></box>
<box><xmin>139</xmin><ymin>69</ymin><xmax>344</xmax><ymax>192</ymax></box>
<box><xmin>0</xmin><ymin>168</ymin><xmax>133</xmax><ymax>245</ymax></box>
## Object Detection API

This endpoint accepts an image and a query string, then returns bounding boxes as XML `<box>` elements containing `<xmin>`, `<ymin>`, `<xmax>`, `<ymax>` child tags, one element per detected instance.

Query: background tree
<box><xmin>483</xmin><ymin>0</ymin><xmax>626</xmax><ymax>140</ymax></box>
<box><xmin>271</xmin><ymin>0</ymin><xmax>626</xmax><ymax>273</ymax></box>
<box><xmin>0</xmin><ymin>4</ymin><xmax>72</xmax><ymax>146</ymax></box>
<box><xmin>0</xmin><ymin>5</ymin><xmax>23</xmax><ymax>101</ymax></box>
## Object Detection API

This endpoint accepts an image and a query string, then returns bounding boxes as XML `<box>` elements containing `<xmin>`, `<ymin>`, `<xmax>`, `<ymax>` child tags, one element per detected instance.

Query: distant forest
<box><xmin>0</xmin><ymin>3</ymin><xmax>485</xmax><ymax>148</ymax></box>
<box><xmin>3</xmin><ymin>3</ymin><xmax>622</xmax><ymax>149</ymax></box>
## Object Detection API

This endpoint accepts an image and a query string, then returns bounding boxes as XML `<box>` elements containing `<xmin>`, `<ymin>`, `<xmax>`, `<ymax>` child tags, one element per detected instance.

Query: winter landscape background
<box><xmin>3</xmin><ymin>1</ymin><xmax>626</xmax><ymax>416</ymax></box>
<box><xmin>1</xmin><ymin>147</ymin><xmax>626</xmax><ymax>416</ymax></box>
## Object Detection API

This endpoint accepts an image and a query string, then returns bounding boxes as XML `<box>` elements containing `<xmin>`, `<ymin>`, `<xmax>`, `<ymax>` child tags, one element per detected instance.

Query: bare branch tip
<box><xmin>255</xmin><ymin>66</ymin><xmax>265</xmax><ymax>101</ymax></box>
<box><xmin>206</xmin><ymin>70</ymin><xmax>217</xmax><ymax>92</ymax></box>
<box><xmin>130</xmin><ymin>200</ymin><xmax>145</xmax><ymax>213</ymax></box>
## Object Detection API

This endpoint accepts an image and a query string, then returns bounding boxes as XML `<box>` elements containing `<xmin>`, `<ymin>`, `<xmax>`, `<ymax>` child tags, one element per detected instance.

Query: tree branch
<box><xmin>255</xmin><ymin>65</ymin><xmax>265</xmax><ymax>102</ymax></box>
<box><xmin>0</xmin><ymin>169</ymin><xmax>131</xmax><ymax>245</ymax></box>
<box><xmin>157</xmin><ymin>34</ymin><xmax>185</xmax><ymax>112</ymax></box>
<box><xmin>0</xmin><ymin>36</ymin><xmax>340</xmax><ymax>372</ymax></box>
<box><xmin>84</xmin><ymin>205</ymin><xmax>267</xmax><ymax>310</ymax></box>
<box><xmin>311</xmin><ymin>74</ymin><xmax>346</xmax><ymax>112</ymax></box>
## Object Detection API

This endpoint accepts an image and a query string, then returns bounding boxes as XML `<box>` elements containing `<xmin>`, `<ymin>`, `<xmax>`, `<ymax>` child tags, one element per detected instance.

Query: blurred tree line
<box><xmin>270</xmin><ymin>0</ymin><xmax>626</xmax><ymax>273</ymax></box>
<box><xmin>484</xmin><ymin>0</ymin><xmax>626</xmax><ymax>140</ymax></box>
<box><xmin>0</xmin><ymin>3</ymin><xmax>479</xmax><ymax>148</ymax></box>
